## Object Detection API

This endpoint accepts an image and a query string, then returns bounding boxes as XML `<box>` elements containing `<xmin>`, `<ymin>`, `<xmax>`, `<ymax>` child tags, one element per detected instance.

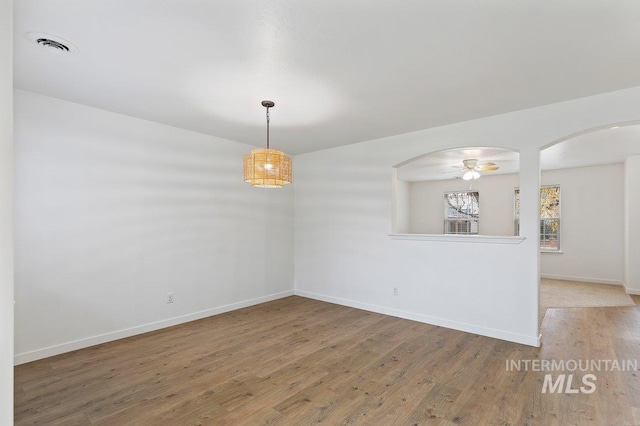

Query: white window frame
<box><xmin>444</xmin><ymin>191</ymin><xmax>479</xmax><ymax>235</ymax></box>
<box><xmin>514</xmin><ymin>185</ymin><xmax>561</xmax><ymax>252</ymax></box>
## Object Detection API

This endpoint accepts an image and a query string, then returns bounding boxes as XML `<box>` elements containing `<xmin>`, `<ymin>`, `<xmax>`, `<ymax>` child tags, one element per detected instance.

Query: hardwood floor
<box><xmin>15</xmin><ymin>295</ymin><xmax>640</xmax><ymax>425</ymax></box>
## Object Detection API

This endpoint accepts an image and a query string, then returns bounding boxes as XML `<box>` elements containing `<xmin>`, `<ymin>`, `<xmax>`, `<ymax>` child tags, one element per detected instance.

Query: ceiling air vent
<box><xmin>36</xmin><ymin>38</ymin><xmax>70</xmax><ymax>52</ymax></box>
<box><xmin>26</xmin><ymin>32</ymin><xmax>78</xmax><ymax>53</ymax></box>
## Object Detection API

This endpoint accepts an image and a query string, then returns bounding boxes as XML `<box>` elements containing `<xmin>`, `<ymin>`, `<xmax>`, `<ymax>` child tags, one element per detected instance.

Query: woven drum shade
<box><xmin>243</xmin><ymin>148</ymin><xmax>292</xmax><ymax>188</ymax></box>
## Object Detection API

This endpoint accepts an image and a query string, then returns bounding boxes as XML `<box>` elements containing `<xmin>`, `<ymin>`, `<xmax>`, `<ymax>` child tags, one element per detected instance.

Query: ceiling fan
<box><xmin>455</xmin><ymin>159</ymin><xmax>500</xmax><ymax>180</ymax></box>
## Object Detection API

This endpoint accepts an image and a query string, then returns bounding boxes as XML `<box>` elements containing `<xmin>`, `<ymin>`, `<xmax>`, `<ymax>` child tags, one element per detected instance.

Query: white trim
<box><xmin>294</xmin><ymin>290</ymin><xmax>540</xmax><ymax>347</ymax></box>
<box><xmin>625</xmin><ymin>287</ymin><xmax>640</xmax><ymax>295</ymax></box>
<box><xmin>14</xmin><ymin>290</ymin><xmax>294</xmax><ymax>365</ymax></box>
<box><xmin>389</xmin><ymin>233</ymin><xmax>526</xmax><ymax>244</ymax></box>
<box><xmin>540</xmin><ymin>274</ymin><xmax>623</xmax><ymax>286</ymax></box>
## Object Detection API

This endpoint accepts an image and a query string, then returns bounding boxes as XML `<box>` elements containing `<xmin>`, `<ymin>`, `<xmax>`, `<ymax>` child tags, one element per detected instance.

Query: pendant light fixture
<box><xmin>243</xmin><ymin>101</ymin><xmax>292</xmax><ymax>188</ymax></box>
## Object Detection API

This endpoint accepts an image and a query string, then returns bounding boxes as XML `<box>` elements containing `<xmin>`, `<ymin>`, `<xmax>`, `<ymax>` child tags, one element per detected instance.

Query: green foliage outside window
<box><xmin>514</xmin><ymin>186</ymin><xmax>560</xmax><ymax>251</ymax></box>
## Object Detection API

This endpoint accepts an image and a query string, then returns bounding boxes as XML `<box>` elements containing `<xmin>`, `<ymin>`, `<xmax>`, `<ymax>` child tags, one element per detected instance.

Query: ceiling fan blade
<box><xmin>477</xmin><ymin>162</ymin><xmax>499</xmax><ymax>171</ymax></box>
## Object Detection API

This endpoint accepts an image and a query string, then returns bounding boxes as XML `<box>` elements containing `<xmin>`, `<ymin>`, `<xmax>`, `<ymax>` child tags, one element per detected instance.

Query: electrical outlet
<box><xmin>166</xmin><ymin>292</ymin><xmax>174</xmax><ymax>304</ymax></box>
<box><xmin>393</xmin><ymin>287</ymin><xmax>399</xmax><ymax>296</ymax></box>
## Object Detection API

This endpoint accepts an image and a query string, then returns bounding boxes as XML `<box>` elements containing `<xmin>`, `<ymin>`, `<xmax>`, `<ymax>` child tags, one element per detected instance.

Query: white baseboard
<box><xmin>625</xmin><ymin>288</ymin><xmax>640</xmax><ymax>295</ymax></box>
<box><xmin>14</xmin><ymin>290</ymin><xmax>294</xmax><ymax>365</ymax></box>
<box><xmin>294</xmin><ymin>290</ymin><xmax>541</xmax><ymax>347</ymax></box>
<box><xmin>540</xmin><ymin>274</ymin><xmax>623</xmax><ymax>286</ymax></box>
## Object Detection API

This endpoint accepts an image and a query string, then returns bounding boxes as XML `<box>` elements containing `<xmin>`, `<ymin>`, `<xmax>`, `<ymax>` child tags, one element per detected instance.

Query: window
<box><xmin>514</xmin><ymin>185</ymin><xmax>561</xmax><ymax>251</ymax></box>
<box><xmin>444</xmin><ymin>191</ymin><xmax>479</xmax><ymax>234</ymax></box>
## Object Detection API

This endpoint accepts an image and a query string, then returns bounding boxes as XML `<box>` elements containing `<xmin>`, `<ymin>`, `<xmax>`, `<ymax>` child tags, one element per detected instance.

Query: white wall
<box><xmin>14</xmin><ymin>90</ymin><xmax>294</xmax><ymax>363</ymax></box>
<box><xmin>294</xmin><ymin>87</ymin><xmax>640</xmax><ymax>347</ymax></box>
<box><xmin>409</xmin><ymin>173</ymin><xmax>519</xmax><ymax>235</ymax></box>
<box><xmin>0</xmin><ymin>0</ymin><xmax>13</xmax><ymax>421</ymax></box>
<box><xmin>541</xmin><ymin>164</ymin><xmax>624</xmax><ymax>285</ymax></box>
<box><xmin>409</xmin><ymin>164</ymin><xmax>624</xmax><ymax>284</ymax></box>
<box><xmin>625</xmin><ymin>156</ymin><xmax>640</xmax><ymax>293</ymax></box>
<box><xmin>394</xmin><ymin>177</ymin><xmax>411</xmax><ymax>234</ymax></box>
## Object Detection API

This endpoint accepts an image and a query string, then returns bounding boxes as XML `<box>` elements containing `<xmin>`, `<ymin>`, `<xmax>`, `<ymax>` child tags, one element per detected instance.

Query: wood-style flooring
<box><xmin>14</xmin><ymin>295</ymin><xmax>640</xmax><ymax>425</ymax></box>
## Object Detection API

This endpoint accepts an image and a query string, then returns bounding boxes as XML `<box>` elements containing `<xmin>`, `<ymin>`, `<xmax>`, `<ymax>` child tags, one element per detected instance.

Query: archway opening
<box><xmin>538</xmin><ymin>123</ymin><xmax>640</xmax><ymax>324</ymax></box>
<box><xmin>393</xmin><ymin>147</ymin><xmax>520</xmax><ymax>236</ymax></box>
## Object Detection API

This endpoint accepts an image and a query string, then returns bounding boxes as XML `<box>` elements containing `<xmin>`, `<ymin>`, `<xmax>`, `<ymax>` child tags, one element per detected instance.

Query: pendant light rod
<box><xmin>262</xmin><ymin>100</ymin><xmax>274</xmax><ymax>149</ymax></box>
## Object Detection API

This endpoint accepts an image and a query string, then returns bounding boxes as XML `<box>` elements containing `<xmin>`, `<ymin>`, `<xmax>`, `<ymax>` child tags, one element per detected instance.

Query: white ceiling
<box><xmin>14</xmin><ymin>1</ymin><xmax>640</xmax><ymax>155</ymax></box>
<box><xmin>397</xmin><ymin>147</ymin><xmax>519</xmax><ymax>182</ymax></box>
<box><xmin>541</xmin><ymin>124</ymin><xmax>640</xmax><ymax>170</ymax></box>
<box><xmin>397</xmin><ymin>125</ymin><xmax>640</xmax><ymax>182</ymax></box>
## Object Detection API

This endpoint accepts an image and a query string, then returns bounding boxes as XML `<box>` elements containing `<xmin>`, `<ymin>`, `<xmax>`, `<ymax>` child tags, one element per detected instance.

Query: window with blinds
<box><xmin>514</xmin><ymin>185</ymin><xmax>561</xmax><ymax>251</ymax></box>
<box><xmin>444</xmin><ymin>191</ymin><xmax>479</xmax><ymax>235</ymax></box>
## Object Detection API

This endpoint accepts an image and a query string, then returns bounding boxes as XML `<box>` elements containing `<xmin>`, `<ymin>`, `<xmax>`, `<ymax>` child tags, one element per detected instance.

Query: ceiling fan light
<box><xmin>462</xmin><ymin>169</ymin><xmax>481</xmax><ymax>181</ymax></box>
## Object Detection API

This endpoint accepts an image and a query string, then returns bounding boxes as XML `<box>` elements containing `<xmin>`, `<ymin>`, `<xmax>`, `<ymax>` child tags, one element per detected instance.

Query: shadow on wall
<box><xmin>392</xmin><ymin>146</ymin><xmax>520</xmax><ymax>236</ymax></box>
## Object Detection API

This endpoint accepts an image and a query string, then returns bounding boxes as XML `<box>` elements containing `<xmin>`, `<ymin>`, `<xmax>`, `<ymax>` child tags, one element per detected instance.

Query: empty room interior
<box><xmin>2</xmin><ymin>1</ymin><xmax>640</xmax><ymax>425</ymax></box>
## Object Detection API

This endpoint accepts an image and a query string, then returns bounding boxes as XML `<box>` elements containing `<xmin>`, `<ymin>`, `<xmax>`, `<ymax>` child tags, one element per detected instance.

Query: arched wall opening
<box><xmin>539</xmin><ymin>122</ymin><xmax>640</xmax><ymax>297</ymax></box>
<box><xmin>392</xmin><ymin>146</ymin><xmax>520</xmax><ymax>236</ymax></box>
